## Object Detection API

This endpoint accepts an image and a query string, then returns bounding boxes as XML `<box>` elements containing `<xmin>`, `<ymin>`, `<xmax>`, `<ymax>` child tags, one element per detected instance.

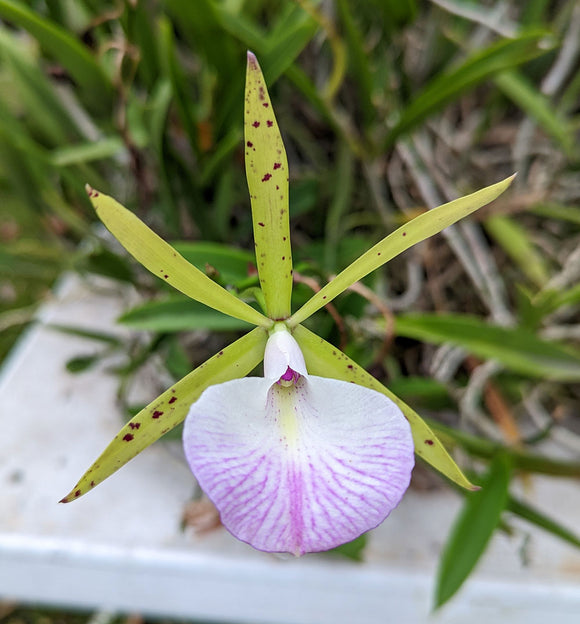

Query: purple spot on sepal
<box><xmin>273</xmin><ymin>163</ymin><xmax>281</xmax><ymax>169</ymax></box>
<box><xmin>262</xmin><ymin>173</ymin><xmax>272</xmax><ymax>182</ymax></box>
<box><xmin>152</xmin><ymin>410</ymin><xmax>164</xmax><ymax>419</ymax></box>
<box><xmin>252</xmin><ymin>121</ymin><xmax>260</xmax><ymax>128</ymax></box>
<box><xmin>168</xmin><ymin>396</ymin><xmax>177</xmax><ymax>404</ymax></box>
<box><xmin>267</xmin><ymin>120</ymin><xmax>273</xmax><ymax>127</ymax></box>
<box><xmin>123</xmin><ymin>433</ymin><xmax>134</xmax><ymax>442</ymax></box>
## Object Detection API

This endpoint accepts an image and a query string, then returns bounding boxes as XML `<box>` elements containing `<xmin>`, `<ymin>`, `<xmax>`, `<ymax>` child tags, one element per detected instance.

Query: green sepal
<box><xmin>293</xmin><ymin>324</ymin><xmax>477</xmax><ymax>491</ymax></box>
<box><xmin>86</xmin><ymin>186</ymin><xmax>271</xmax><ymax>328</ymax></box>
<box><xmin>289</xmin><ymin>175</ymin><xmax>516</xmax><ymax>326</ymax></box>
<box><xmin>245</xmin><ymin>52</ymin><xmax>293</xmax><ymax>320</ymax></box>
<box><xmin>60</xmin><ymin>327</ymin><xmax>268</xmax><ymax>502</ymax></box>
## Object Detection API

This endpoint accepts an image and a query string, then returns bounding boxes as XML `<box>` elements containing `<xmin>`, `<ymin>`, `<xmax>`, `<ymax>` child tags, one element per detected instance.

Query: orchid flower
<box><xmin>61</xmin><ymin>52</ymin><xmax>514</xmax><ymax>555</ymax></box>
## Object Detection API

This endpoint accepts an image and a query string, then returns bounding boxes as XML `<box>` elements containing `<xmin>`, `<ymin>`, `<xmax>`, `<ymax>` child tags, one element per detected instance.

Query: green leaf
<box><xmin>171</xmin><ymin>241</ymin><xmax>255</xmax><ymax>286</ymax></box>
<box><xmin>289</xmin><ymin>175</ymin><xmax>515</xmax><ymax>326</ymax></box>
<box><xmin>507</xmin><ymin>495</ymin><xmax>580</xmax><ymax>550</ymax></box>
<box><xmin>0</xmin><ymin>27</ymin><xmax>76</xmax><ymax>145</ymax></box>
<box><xmin>426</xmin><ymin>418</ymin><xmax>580</xmax><ymax>478</ymax></box>
<box><xmin>494</xmin><ymin>70</ymin><xmax>575</xmax><ymax>158</ymax></box>
<box><xmin>484</xmin><ymin>214</ymin><xmax>550</xmax><ymax>288</ymax></box>
<box><xmin>47</xmin><ymin>324</ymin><xmax>122</xmax><ymax>346</ymax></box>
<box><xmin>435</xmin><ymin>454</ymin><xmax>512</xmax><ymax>608</ymax></box>
<box><xmin>86</xmin><ymin>186</ymin><xmax>271</xmax><ymax>328</ymax></box>
<box><xmin>384</xmin><ymin>31</ymin><xmax>551</xmax><ymax>147</ymax></box>
<box><xmin>50</xmin><ymin>138</ymin><xmax>125</xmax><ymax>167</ymax></box>
<box><xmin>0</xmin><ymin>0</ymin><xmax>112</xmax><ymax>114</ymax></box>
<box><xmin>531</xmin><ymin>202</ymin><xmax>580</xmax><ymax>225</ymax></box>
<box><xmin>158</xmin><ymin>16</ymin><xmax>200</xmax><ymax>157</ymax></box>
<box><xmin>330</xmin><ymin>533</ymin><xmax>368</xmax><ymax>561</ymax></box>
<box><xmin>65</xmin><ymin>354</ymin><xmax>100</xmax><ymax>373</ymax></box>
<box><xmin>293</xmin><ymin>324</ymin><xmax>477</xmax><ymax>491</ymax></box>
<box><xmin>60</xmin><ymin>327</ymin><xmax>268</xmax><ymax>502</ymax></box>
<box><xmin>245</xmin><ymin>52</ymin><xmax>293</xmax><ymax>320</ymax></box>
<box><xmin>119</xmin><ymin>298</ymin><xmax>253</xmax><ymax>332</ymax></box>
<box><xmin>395</xmin><ymin>313</ymin><xmax>580</xmax><ymax>381</ymax></box>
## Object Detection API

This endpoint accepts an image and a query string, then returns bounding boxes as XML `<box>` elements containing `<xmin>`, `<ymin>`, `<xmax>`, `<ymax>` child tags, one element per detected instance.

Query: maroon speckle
<box><xmin>252</xmin><ymin>121</ymin><xmax>260</xmax><ymax>128</ymax></box>
<box><xmin>262</xmin><ymin>173</ymin><xmax>272</xmax><ymax>182</ymax></box>
<box><xmin>90</xmin><ymin>481</ymin><xmax>95</xmax><ymax>488</ymax></box>
<box><xmin>377</xmin><ymin>252</ymin><xmax>381</xmax><ymax>256</ymax></box>
<box><xmin>168</xmin><ymin>396</ymin><xmax>177</xmax><ymax>404</ymax></box>
<box><xmin>258</xmin><ymin>222</ymin><xmax>265</xmax><ymax>227</ymax></box>
<box><xmin>152</xmin><ymin>410</ymin><xmax>164</xmax><ymax>419</ymax></box>
<box><xmin>425</xmin><ymin>439</ymin><xmax>434</xmax><ymax>446</ymax></box>
<box><xmin>267</xmin><ymin>120</ymin><xmax>273</xmax><ymax>127</ymax></box>
<box><xmin>164</xmin><ymin>274</ymin><xmax>168</xmax><ymax>279</ymax></box>
<box><xmin>323</xmin><ymin>295</ymin><xmax>327</xmax><ymax>299</ymax></box>
<box><xmin>347</xmin><ymin>365</ymin><xmax>353</xmax><ymax>369</ymax></box>
<box><xmin>74</xmin><ymin>490</ymin><xmax>81</xmax><ymax>498</ymax></box>
<box><xmin>282</xmin><ymin>256</ymin><xmax>285</xmax><ymax>260</ymax></box>
<box><xmin>273</xmin><ymin>163</ymin><xmax>281</xmax><ymax>170</ymax></box>
<box><xmin>276</xmin><ymin>185</ymin><xmax>280</xmax><ymax>190</ymax></box>
<box><xmin>402</xmin><ymin>231</ymin><xmax>407</xmax><ymax>237</ymax></box>
<box><xmin>129</xmin><ymin>422</ymin><xmax>141</xmax><ymax>430</ymax></box>
<box><xmin>247</xmin><ymin>141</ymin><xmax>253</xmax><ymax>147</ymax></box>
<box><xmin>263</xmin><ymin>102</ymin><xmax>269</xmax><ymax>107</ymax></box>
<box><xmin>283</xmin><ymin>236</ymin><xmax>287</xmax><ymax>241</ymax></box>
<box><xmin>123</xmin><ymin>433</ymin><xmax>134</xmax><ymax>442</ymax></box>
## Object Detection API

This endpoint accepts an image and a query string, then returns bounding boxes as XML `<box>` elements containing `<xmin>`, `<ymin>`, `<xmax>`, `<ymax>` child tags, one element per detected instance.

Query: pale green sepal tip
<box><xmin>60</xmin><ymin>326</ymin><xmax>268</xmax><ymax>502</ymax></box>
<box><xmin>289</xmin><ymin>174</ymin><xmax>516</xmax><ymax>327</ymax></box>
<box><xmin>245</xmin><ymin>52</ymin><xmax>293</xmax><ymax>320</ymax></box>
<box><xmin>85</xmin><ymin>185</ymin><xmax>271</xmax><ymax>329</ymax></box>
<box><xmin>293</xmin><ymin>324</ymin><xmax>478</xmax><ymax>491</ymax></box>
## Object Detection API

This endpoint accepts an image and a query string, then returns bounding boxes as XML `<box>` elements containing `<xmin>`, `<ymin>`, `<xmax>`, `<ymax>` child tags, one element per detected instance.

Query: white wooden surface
<box><xmin>1</xmin><ymin>275</ymin><xmax>579</xmax><ymax>623</ymax></box>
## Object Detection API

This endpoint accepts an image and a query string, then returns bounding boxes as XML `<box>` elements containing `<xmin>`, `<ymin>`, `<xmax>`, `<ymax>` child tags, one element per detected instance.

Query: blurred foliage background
<box><xmin>1</xmin><ymin>0</ymin><xmax>580</xmax><ymax>608</ymax></box>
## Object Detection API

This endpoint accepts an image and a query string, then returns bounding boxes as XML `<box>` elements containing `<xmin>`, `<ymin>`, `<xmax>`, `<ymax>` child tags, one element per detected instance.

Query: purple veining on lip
<box><xmin>183</xmin><ymin>369</ymin><xmax>414</xmax><ymax>555</ymax></box>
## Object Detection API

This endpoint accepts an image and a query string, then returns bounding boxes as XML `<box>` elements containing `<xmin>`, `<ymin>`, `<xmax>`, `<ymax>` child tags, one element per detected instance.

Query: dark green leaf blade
<box><xmin>435</xmin><ymin>454</ymin><xmax>512</xmax><ymax>608</ymax></box>
<box><xmin>395</xmin><ymin>313</ymin><xmax>580</xmax><ymax>381</ymax></box>
<box><xmin>119</xmin><ymin>298</ymin><xmax>253</xmax><ymax>333</ymax></box>
<box><xmin>385</xmin><ymin>31</ymin><xmax>551</xmax><ymax>148</ymax></box>
<box><xmin>0</xmin><ymin>0</ymin><xmax>112</xmax><ymax>113</ymax></box>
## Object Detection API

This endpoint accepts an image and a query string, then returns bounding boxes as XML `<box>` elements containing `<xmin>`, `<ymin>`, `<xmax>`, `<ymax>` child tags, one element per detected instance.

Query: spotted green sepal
<box><xmin>289</xmin><ymin>175</ymin><xmax>516</xmax><ymax>327</ymax></box>
<box><xmin>293</xmin><ymin>324</ymin><xmax>478</xmax><ymax>491</ymax></box>
<box><xmin>60</xmin><ymin>327</ymin><xmax>268</xmax><ymax>502</ymax></box>
<box><xmin>86</xmin><ymin>185</ymin><xmax>271</xmax><ymax>328</ymax></box>
<box><xmin>245</xmin><ymin>52</ymin><xmax>292</xmax><ymax>320</ymax></box>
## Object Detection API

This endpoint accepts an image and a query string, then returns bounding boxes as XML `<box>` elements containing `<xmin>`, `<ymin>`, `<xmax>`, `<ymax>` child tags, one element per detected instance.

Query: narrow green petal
<box><xmin>245</xmin><ymin>52</ymin><xmax>292</xmax><ymax>320</ymax></box>
<box><xmin>60</xmin><ymin>327</ymin><xmax>268</xmax><ymax>502</ymax></box>
<box><xmin>86</xmin><ymin>186</ymin><xmax>271</xmax><ymax>328</ymax></box>
<box><xmin>289</xmin><ymin>175</ymin><xmax>516</xmax><ymax>327</ymax></box>
<box><xmin>293</xmin><ymin>325</ymin><xmax>477</xmax><ymax>491</ymax></box>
